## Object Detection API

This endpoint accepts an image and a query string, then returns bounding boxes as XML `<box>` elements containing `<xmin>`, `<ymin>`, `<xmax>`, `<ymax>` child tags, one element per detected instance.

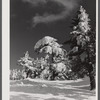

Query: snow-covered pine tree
<box><xmin>64</xmin><ymin>6</ymin><xmax>96</xmax><ymax>90</ymax></box>
<box><xmin>18</xmin><ymin>51</ymin><xmax>37</xmax><ymax>78</ymax></box>
<box><xmin>34</xmin><ymin>36</ymin><xmax>69</xmax><ymax>80</ymax></box>
<box><xmin>34</xmin><ymin>36</ymin><xmax>67</xmax><ymax>62</ymax></box>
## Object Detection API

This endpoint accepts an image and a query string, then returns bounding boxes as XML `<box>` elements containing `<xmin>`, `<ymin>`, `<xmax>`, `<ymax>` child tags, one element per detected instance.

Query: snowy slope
<box><xmin>10</xmin><ymin>77</ymin><xmax>96</xmax><ymax>100</ymax></box>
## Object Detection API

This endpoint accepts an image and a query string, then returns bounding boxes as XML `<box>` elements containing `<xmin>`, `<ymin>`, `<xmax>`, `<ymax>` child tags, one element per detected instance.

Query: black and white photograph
<box><xmin>9</xmin><ymin>0</ymin><xmax>97</xmax><ymax>100</ymax></box>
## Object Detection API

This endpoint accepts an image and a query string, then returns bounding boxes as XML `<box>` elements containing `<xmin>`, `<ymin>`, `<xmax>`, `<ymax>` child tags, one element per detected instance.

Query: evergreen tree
<box><xmin>34</xmin><ymin>36</ymin><xmax>67</xmax><ymax>62</ymax></box>
<box><xmin>34</xmin><ymin>36</ymin><xmax>69</xmax><ymax>80</ymax></box>
<box><xmin>64</xmin><ymin>6</ymin><xmax>96</xmax><ymax>90</ymax></box>
<box><xmin>18</xmin><ymin>51</ymin><xmax>37</xmax><ymax>78</ymax></box>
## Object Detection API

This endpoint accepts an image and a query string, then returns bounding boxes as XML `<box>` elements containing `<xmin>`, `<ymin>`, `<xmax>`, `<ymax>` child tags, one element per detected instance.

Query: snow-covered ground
<box><xmin>10</xmin><ymin>77</ymin><xmax>96</xmax><ymax>100</ymax></box>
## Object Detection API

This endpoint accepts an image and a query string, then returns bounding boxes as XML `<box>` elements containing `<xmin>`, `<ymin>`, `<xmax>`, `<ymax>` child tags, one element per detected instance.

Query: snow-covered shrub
<box><xmin>40</xmin><ymin>67</ymin><xmax>50</xmax><ymax>79</ymax></box>
<box><xmin>34</xmin><ymin>36</ymin><xmax>72</xmax><ymax>80</ymax></box>
<box><xmin>10</xmin><ymin>69</ymin><xmax>25</xmax><ymax>80</ymax></box>
<box><xmin>17</xmin><ymin>35</ymin><xmax>89</xmax><ymax>80</ymax></box>
<box><xmin>18</xmin><ymin>51</ymin><xmax>38</xmax><ymax>78</ymax></box>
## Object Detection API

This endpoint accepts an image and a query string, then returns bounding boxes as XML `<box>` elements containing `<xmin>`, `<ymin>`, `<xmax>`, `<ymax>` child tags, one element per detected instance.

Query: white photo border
<box><xmin>2</xmin><ymin>0</ymin><xmax>98</xmax><ymax>100</ymax></box>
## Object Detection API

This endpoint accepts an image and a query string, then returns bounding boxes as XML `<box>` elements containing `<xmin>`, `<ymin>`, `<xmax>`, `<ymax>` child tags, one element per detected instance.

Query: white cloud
<box><xmin>22</xmin><ymin>0</ymin><xmax>80</xmax><ymax>26</ymax></box>
<box><xmin>22</xmin><ymin>0</ymin><xmax>47</xmax><ymax>6</ymax></box>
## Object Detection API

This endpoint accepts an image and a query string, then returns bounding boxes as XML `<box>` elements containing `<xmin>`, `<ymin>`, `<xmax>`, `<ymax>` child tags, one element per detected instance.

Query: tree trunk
<box><xmin>87</xmin><ymin>64</ymin><xmax>95</xmax><ymax>90</ymax></box>
<box><xmin>89</xmin><ymin>73</ymin><xmax>95</xmax><ymax>90</ymax></box>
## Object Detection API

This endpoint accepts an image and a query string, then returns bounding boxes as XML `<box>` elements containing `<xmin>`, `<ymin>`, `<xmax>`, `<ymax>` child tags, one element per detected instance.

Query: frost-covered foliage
<box><xmin>18</xmin><ymin>51</ymin><xmax>38</xmax><ymax>79</ymax></box>
<box><xmin>10</xmin><ymin>69</ymin><xmax>25</xmax><ymax>80</ymax></box>
<box><xmin>34</xmin><ymin>36</ymin><xmax>66</xmax><ymax>58</ymax></box>
<box><xmin>70</xmin><ymin>6</ymin><xmax>91</xmax><ymax>47</ymax></box>
<box><xmin>18</xmin><ymin>51</ymin><xmax>34</xmax><ymax>69</ymax></box>
<box><xmin>39</xmin><ymin>60</ymin><xmax>72</xmax><ymax>80</ymax></box>
<box><xmin>65</xmin><ymin>6</ymin><xmax>96</xmax><ymax>90</ymax></box>
<box><xmin>17</xmin><ymin>47</ymin><xmax>72</xmax><ymax>80</ymax></box>
<box><xmin>34</xmin><ymin>36</ymin><xmax>72</xmax><ymax>80</ymax></box>
<box><xmin>18</xmin><ymin>51</ymin><xmax>50</xmax><ymax>79</ymax></box>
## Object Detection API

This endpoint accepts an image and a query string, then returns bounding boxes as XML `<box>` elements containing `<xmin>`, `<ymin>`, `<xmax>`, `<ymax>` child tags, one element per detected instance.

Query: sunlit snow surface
<box><xmin>10</xmin><ymin>77</ymin><xmax>96</xmax><ymax>100</ymax></box>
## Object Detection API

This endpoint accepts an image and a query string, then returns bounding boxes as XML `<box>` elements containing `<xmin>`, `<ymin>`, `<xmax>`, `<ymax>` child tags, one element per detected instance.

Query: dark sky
<box><xmin>10</xmin><ymin>0</ymin><xmax>96</xmax><ymax>69</ymax></box>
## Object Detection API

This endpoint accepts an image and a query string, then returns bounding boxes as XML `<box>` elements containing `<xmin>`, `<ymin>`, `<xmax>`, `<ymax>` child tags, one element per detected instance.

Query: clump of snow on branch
<box><xmin>34</xmin><ymin>36</ymin><xmax>57</xmax><ymax>49</ymax></box>
<box><xmin>71</xmin><ymin>6</ymin><xmax>91</xmax><ymax>47</ymax></box>
<box><xmin>34</xmin><ymin>36</ymin><xmax>66</xmax><ymax>57</ymax></box>
<box><xmin>18</xmin><ymin>51</ymin><xmax>34</xmax><ymax>69</ymax></box>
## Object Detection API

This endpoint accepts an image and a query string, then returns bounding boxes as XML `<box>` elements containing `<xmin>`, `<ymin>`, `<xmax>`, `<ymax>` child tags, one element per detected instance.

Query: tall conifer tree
<box><xmin>65</xmin><ymin>6</ymin><xmax>96</xmax><ymax>90</ymax></box>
